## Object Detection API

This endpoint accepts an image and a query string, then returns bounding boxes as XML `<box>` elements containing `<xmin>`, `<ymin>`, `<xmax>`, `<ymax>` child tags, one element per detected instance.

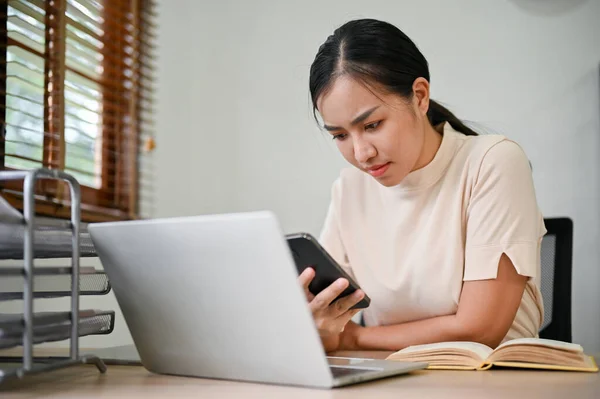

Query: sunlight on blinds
<box><xmin>1</xmin><ymin>0</ymin><xmax>157</xmax><ymax>221</ymax></box>
<box><xmin>63</xmin><ymin>0</ymin><xmax>104</xmax><ymax>188</ymax></box>
<box><xmin>4</xmin><ymin>1</ymin><xmax>46</xmax><ymax>171</ymax></box>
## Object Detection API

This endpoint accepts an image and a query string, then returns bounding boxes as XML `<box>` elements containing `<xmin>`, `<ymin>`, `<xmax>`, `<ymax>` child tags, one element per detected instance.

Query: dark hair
<box><xmin>309</xmin><ymin>19</ymin><xmax>477</xmax><ymax>136</ymax></box>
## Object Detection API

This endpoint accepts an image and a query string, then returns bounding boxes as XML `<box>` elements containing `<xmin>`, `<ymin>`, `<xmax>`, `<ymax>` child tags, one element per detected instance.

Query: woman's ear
<box><xmin>412</xmin><ymin>77</ymin><xmax>430</xmax><ymax>117</ymax></box>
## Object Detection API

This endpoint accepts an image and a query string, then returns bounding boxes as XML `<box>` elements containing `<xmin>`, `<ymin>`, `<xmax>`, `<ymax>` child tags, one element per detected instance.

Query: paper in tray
<box><xmin>0</xmin><ymin>193</ymin><xmax>97</xmax><ymax>259</ymax></box>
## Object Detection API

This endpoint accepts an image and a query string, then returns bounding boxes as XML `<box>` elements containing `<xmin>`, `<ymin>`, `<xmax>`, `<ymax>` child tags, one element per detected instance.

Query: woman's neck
<box><xmin>413</xmin><ymin>122</ymin><xmax>443</xmax><ymax>172</ymax></box>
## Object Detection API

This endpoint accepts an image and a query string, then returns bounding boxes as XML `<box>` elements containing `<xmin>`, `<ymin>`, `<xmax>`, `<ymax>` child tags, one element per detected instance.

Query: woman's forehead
<box><xmin>317</xmin><ymin>76</ymin><xmax>407</xmax><ymax>124</ymax></box>
<box><xmin>318</xmin><ymin>77</ymin><xmax>384</xmax><ymax>117</ymax></box>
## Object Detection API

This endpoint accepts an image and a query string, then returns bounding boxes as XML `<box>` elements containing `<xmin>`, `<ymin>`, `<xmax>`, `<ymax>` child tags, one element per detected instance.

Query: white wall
<box><xmin>17</xmin><ymin>0</ymin><xmax>594</xmax><ymax>352</ymax></box>
<box><xmin>153</xmin><ymin>0</ymin><xmax>600</xmax><ymax>352</ymax></box>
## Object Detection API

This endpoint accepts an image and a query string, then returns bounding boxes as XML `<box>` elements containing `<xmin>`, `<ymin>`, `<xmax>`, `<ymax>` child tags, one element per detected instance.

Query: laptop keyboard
<box><xmin>330</xmin><ymin>366</ymin><xmax>376</xmax><ymax>378</ymax></box>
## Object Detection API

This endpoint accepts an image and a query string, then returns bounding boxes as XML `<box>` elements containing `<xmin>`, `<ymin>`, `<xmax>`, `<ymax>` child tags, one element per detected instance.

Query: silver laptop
<box><xmin>88</xmin><ymin>211</ymin><xmax>426</xmax><ymax>388</ymax></box>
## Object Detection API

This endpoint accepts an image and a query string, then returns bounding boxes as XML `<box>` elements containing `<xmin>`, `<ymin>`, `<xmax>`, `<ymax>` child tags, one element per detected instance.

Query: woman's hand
<box><xmin>298</xmin><ymin>267</ymin><xmax>365</xmax><ymax>337</ymax></box>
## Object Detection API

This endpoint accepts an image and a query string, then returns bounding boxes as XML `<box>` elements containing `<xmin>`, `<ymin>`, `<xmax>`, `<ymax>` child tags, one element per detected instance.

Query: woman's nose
<box><xmin>354</xmin><ymin>137</ymin><xmax>377</xmax><ymax>164</ymax></box>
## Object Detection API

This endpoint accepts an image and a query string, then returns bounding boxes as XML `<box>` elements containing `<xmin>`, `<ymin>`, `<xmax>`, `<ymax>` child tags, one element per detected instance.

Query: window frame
<box><xmin>0</xmin><ymin>0</ymin><xmax>148</xmax><ymax>222</ymax></box>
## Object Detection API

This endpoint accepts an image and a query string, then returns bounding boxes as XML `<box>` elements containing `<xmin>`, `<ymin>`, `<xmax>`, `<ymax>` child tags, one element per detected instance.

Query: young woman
<box><xmin>298</xmin><ymin>19</ymin><xmax>545</xmax><ymax>352</ymax></box>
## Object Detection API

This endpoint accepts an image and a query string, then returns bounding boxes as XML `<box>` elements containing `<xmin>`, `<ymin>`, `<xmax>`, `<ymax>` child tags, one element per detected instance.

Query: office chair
<box><xmin>538</xmin><ymin>217</ymin><xmax>573</xmax><ymax>343</ymax></box>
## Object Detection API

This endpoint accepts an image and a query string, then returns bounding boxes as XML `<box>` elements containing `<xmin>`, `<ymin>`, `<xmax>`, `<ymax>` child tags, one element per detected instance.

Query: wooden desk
<box><xmin>1</xmin><ymin>351</ymin><xmax>599</xmax><ymax>398</ymax></box>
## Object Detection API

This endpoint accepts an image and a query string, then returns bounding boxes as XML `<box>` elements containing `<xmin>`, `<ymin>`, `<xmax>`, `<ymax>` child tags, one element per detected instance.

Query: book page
<box><xmin>394</xmin><ymin>341</ymin><xmax>493</xmax><ymax>361</ymax></box>
<box><xmin>491</xmin><ymin>355</ymin><xmax>598</xmax><ymax>372</ymax></box>
<box><xmin>495</xmin><ymin>338</ymin><xmax>583</xmax><ymax>353</ymax></box>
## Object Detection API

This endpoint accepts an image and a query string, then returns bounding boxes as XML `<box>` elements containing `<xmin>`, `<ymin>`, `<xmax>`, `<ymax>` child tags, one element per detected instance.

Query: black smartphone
<box><xmin>286</xmin><ymin>232</ymin><xmax>370</xmax><ymax>309</ymax></box>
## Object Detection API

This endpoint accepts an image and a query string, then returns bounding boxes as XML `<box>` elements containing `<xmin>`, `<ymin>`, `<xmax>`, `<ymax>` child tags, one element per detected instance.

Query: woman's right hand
<box><xmin>298</xmin><ymin>267</ymin><xmax>365</xmax><ymax>337</ymax></box>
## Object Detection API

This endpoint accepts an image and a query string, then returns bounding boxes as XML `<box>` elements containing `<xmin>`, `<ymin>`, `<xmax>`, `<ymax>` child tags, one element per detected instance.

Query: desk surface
<box><xmin>1</xmin><ymin>350</ymin><xmax>599</xmax><ymax>398</ymax></box>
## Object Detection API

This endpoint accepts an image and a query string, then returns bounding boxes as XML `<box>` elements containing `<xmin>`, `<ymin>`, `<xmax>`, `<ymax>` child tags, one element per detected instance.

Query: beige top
<box><xmin>319</xmin><ymin>123</ymin><xmax>546</xmax><ymax>342</ymax></box>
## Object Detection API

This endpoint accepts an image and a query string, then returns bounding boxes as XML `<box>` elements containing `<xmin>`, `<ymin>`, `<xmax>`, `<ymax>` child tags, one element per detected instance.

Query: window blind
<box><xmin>0</xmin><ymin>0</ymin><xmax>156</xmax><ymax>221</ymax></box>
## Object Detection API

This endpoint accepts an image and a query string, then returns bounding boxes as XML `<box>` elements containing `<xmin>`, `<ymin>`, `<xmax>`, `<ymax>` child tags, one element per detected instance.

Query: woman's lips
<box><xmin>367</xmin><ymin>163</ymin><xmax>390</xmax><ymax>177</ymax></box>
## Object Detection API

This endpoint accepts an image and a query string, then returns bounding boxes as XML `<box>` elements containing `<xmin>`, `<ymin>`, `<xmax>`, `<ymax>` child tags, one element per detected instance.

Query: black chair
<box><xmin>538</xmin><ymin>217</ymin><xmax>573</xmax><ymax>342</ymax></box>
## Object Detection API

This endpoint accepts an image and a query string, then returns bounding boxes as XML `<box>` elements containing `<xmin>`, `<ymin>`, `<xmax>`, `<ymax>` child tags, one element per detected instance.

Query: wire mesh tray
<box><xmin>0</xmin><ymin>172</ymin><xmax>97</xmax><ymax>259</ymax></box>
<box><xmin>0</xmin><ymin>225</ymin><xmax>97</xmax><ymax>260</ymax></box>
<box><xmin>0</xmin><ymin>310</ymin><xmax>115</xmax><ymax>350</ymax></box>
<box><xmin>0</xmin><ymin>266</ymin><xmax>110</xmax><ymax>300</ymax></box>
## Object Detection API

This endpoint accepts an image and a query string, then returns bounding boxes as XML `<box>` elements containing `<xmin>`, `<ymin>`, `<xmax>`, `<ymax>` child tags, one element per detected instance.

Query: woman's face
<box><xmin>317</xmin><ymin>75</ymin><xmax>430</xmax><ymax>187</ymax></box>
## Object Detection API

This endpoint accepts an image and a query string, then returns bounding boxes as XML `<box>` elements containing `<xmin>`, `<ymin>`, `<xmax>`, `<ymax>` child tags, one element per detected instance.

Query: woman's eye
<box><xmin>332</xmin><ymin>133</ymin><xmax>348</xmax><ymax>141</ymax></box>
<box><xmin>365</xmin><ymin>121</ymin><xmax>381</xmax><ymax>131</ymax></box>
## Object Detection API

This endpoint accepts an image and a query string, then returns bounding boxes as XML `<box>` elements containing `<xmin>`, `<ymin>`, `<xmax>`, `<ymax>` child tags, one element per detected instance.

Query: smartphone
<box><xmin>286</xmin><ymin>232</ymin><xmax>370</xmax><ymax>309</ymax></box>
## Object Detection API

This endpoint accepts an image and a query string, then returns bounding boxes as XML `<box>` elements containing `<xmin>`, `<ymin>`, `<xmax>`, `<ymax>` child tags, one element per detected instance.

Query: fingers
<box><xmin>317</xmin><ymin>308</ymin><xmax>361</xmax><ymax>336</ymax></box>
<box><xmin>309</xmin><ymin>278</ymin><xmax>349</xmax><ymax>312</ymax></box>
<box><xmin>315</xmin><ymin>288</ymin><xmax>363</xmax><ymax>336</ymax></box>
<box><xmin>330</xmin><ymin>289</ymin><xmax>365</xmax><ymax>318</ymax></box>
<box><xmin>302</xmin><ymin>274</ymin><xmax>367</xmax><ymax>337</ymax></box>
<box><xmin>338</xmin><ymin>308</ymin><xmax>361</xmax><ymax>328</ymax></box>
<box><xmin>298</xmin><ymin>267</ymin><xmax>315</xmax><ymax>289</ymax></box>
<box><xmin>298</xmin><ymin>267</ymin><xmax>315</xmax><ymax>300</ymax></box>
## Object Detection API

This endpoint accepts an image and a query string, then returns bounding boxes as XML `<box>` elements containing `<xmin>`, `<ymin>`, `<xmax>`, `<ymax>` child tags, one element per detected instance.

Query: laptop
<box><xmin>88</xmin><ymin>211</ymin><xmax>426</xmax><ymax>388</ymax></box>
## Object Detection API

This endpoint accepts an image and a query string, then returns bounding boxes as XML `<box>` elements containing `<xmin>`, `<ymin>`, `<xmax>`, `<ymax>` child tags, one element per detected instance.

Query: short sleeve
<box><xmin>464</xmin><ymin>140</ymin><xmax>546</xmax><ymax>281</ymax></box>
<box><xmin>319</xmin><ymin>179</ymin><xmax>355</xmax><ymax>280</ymax></box>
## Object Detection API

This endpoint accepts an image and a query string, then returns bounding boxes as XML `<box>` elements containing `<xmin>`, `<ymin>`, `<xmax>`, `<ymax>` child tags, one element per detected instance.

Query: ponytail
<box><xmin>427</xmin><ymin>100</ymin><xmax>478</xmax><ymax>136</ymax></box>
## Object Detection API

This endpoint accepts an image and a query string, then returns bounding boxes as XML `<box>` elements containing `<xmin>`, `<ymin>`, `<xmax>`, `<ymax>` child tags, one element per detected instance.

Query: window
<box><xmin>0</xmin><ymin>0</ymin><xmax>155</xmax><ymax>222</ymax></box>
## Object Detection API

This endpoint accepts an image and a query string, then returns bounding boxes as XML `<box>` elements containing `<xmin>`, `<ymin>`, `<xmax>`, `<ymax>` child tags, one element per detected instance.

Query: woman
<box><xmin>298</xmin><ymin>19</ymin><xmax>545</xmax><ymax>352</ymax></box>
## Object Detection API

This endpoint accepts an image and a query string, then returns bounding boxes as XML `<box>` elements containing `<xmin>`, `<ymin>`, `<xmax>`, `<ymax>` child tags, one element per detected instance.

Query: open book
<box><xmin>386</xmin><ymin>338</ymin><xmax>598</xmax><ymax>372</ymax></box>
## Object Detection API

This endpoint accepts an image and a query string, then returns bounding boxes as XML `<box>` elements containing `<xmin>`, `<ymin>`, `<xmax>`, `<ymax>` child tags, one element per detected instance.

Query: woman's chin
<box><xmin>371</xmin><ymin>171</ymin><xmax>405</xmax><ymax>187</ymax></box>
